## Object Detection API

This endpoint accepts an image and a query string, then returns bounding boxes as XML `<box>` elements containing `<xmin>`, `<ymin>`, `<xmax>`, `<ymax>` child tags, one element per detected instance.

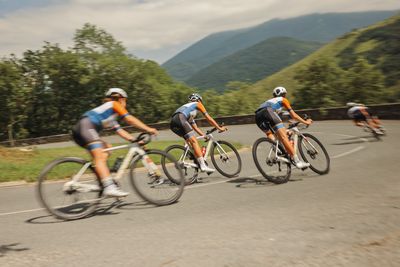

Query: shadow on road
<box><xmin>25</xmin><ymin>199</ymin><xmax>160</xmax><ymax>224</ymax></box>
<box><xmin>332</xmin><ymin>135</ymin><xmax>381</xmax><ymax>145</ymax></box>
<box><xmin>0</xmin><ymin>243</ymin><xmax>29</xmax><ymax>257</ymax></box>
<box><xmin>227</xmin><ymin>177</ymin><xmax>277</xmax><ymax>188</ymax></box>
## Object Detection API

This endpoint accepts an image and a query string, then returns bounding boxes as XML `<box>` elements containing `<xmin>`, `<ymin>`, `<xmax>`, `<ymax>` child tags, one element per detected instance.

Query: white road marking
<box><xmin>0</xmin><ymin>207</ymin><xmax>44</xmax><ymax>217</ymax></box>
<box><xmin>331</xmin><ymin>146</ymin><xmax>365</xmax><ymax>159</ymax></box>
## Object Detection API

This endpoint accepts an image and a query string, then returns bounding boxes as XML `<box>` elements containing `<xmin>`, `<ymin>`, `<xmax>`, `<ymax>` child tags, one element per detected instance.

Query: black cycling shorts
<box><xmin>255</xmin><ymin>107</ymin><xmax>283</xmax><ymax>132</ymax></box>
<box><xmin>71</xmin><ymin>117</ymin><xmax>102</xmax><ymax>150</ymax></box>
<box><xmin>351</xmin><ymin>109</ymin><xmax>373</xmax><ymax>121</ymax></box>
<box><xmin>170</xmin><ymin>113</ymin><xmax>195</xmax><ymax>140</ymax></box>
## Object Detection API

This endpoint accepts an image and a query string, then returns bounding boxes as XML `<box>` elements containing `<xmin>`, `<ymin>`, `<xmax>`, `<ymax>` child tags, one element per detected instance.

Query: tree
<box><xmin>345</xmin><ymin>57</ymin><xmax>385</xmax><ymax>104</ymax></box>
<box><xmin>293</xmin><ymin>58</ymin><xmax>347</xmax><ymax>109</ymax></box>
<box><xmin>0</xmin><ymin>59</ymin><xmax>31</xmax><ymax>144</ymax></box>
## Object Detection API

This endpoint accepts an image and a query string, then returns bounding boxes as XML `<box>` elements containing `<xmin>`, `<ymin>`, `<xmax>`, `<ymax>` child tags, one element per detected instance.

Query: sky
<box><xmin>0</xmin><ymin>0</ymin><xmax>399</xmax><ymax>63</ymax></box>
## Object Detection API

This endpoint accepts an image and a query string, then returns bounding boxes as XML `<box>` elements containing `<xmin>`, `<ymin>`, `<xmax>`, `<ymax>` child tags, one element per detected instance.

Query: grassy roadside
<box><xmin>0</xmin><ymin>140</ymin><xmax>242</xmax><ymax>183</ymax></box>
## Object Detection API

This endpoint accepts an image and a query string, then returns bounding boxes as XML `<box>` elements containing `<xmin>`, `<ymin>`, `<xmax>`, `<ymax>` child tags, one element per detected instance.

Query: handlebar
<box><xmin>131</xmin><ymin>132</ymin><xmax>152</xmax><ymax>145</ymax></box>
<box><xmin>287</xmin><ymin>114</ymin><xmax>311</xmax><ymax>130</ymax></box>
<box><xmin>206</xmin><ymin>123</ymin><xmax>225</xmax><ymax>135</ymax></box>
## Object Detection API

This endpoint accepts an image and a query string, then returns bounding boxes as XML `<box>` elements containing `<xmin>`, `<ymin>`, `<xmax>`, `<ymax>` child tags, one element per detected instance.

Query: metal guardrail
<box><xmin>1</xmin><ymin>103</ymin><xmax>399</xmax><ymax>147</ymax></box>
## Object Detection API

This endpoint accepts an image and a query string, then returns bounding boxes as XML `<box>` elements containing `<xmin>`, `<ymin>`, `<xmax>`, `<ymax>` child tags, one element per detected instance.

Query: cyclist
<box><xmin>255</xmin><ymin>86</ymin><xmax>312</xmax><ymax>169</ymax></box>
<box><xmin>72</xmin><ymin>88</ymin><xmax>158</xmax><ymax>197</ymax></box>
<box><xmin>170</xmin><ymin>93</ymin><xmax>227</xmax><ymax>173</ymax></box>
<box><xmin>346</xmin><ymin>102</ymin><xmax>384</xmax><ymax>134</ymax></box>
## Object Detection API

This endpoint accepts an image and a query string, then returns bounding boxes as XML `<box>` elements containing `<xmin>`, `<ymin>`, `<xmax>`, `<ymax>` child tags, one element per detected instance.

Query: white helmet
<box><xmin>105</xmin><ymin>88</ymin><xmax>128</xmax><ymax>98</ymax></box>
<box><xmin>188</xmin><ymin>93</ymin><xmax>203</xmax><ymax>102</ymax></box>
<box><xmin>273</xmin><ymin>86</ymin><xmax>287</xmax><ymax>97</ymax></box>
<box><xmin>346</xmin><ymin>102</ymin><xmax>357</xmax><ymax>107</ymax></box>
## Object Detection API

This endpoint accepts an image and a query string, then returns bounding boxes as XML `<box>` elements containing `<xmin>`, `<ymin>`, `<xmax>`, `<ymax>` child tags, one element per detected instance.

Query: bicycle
<box><xmin>37</xmin><ymin>133</ymin><xmax>185</xmax><ymax>220</ymax></box>
<box><xmin>360</xmin><ymin>121</ymin><xmax>386</xmax><ymax>140</ymax></box>
<box><xmin>162</xmin><ymin>126</ymin><xmax>242</xmax><ymax>185</ymax></box>
<box><xmin>252</xmin><ymin>117</ymin><xmax>330</xmax><ymax>184</ymax></box>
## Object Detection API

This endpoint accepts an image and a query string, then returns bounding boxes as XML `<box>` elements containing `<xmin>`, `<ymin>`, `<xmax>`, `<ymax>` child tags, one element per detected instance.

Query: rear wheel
<box><xmin>163</xmin><ymin>145</ymin><xmax>198</xmax><ymax>185</ymax></box>
<box><xmin>37</xmin><ymin>157</ymin><xmax>101</xmax><ymax>220</ymax></box>
<box><xmin>298</xmin><ymin>133</ymin><xmax>330</xmax><ymax>175</ymax></box>
<box><xmin>252</xmin><ymin>138</ymin><xmax>291</xmax><ymax>184</ymax></box>
<box><xmin>130</xmin><ymin>149</ymin><xmax>185</xmax><ymax>206</ymax></box>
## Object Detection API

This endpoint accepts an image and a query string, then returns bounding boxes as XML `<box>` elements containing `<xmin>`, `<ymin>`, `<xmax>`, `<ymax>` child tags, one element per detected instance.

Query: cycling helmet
<box><xmin>188</xmin><ymin>93</ymin><xmax>203</xmax><ymax>102</ymax></box>
<box><xmin>105</xmin><ymin>88</ymin><xmax>128</xmax><ymax>98</ymax></box>
<box><xmin>273</xmin><ymin>86</ymin><xmax>287</xmax><ymax>97</ymax></box>
<box><xmin>346</xmin><ymin>102</ymin><xmax>357</xmax><ymax>107</ymax></box>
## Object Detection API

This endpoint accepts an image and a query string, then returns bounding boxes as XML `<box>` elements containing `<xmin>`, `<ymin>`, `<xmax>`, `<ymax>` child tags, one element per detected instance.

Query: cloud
<box><xmin>0</xmin><ymin>0</ymin><xmax>399</xmax><ymax>63</ymax></box>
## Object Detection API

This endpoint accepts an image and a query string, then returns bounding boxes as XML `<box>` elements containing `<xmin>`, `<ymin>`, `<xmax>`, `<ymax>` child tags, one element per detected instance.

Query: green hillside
<box><xmin>162</xmin><ymin>11</ymin><xmax>397</xmax><ymax>82</ymax></box>
<box><xmin>235</xmin><ymin>14</ymin><xmax>400</xmax><ymax>109</ymax></box>
<box><xmin>200</xmin><ymin>14</ymin><xmax>400</xmax><ymax>117</ymax></box>
<box><xmin>186</xmin><ymin>37</ymin><xmax>322</xmax><ymax>92</ymax></box>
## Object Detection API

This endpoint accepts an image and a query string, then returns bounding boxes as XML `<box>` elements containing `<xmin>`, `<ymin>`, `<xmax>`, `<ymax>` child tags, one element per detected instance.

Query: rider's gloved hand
<box><xmin>218</xmin><ymin>126</ymin><xmax>227</xmax><ymax>132</ymax></box>
<box><xmin>147</xmin><ymin>127</ymin><xmax>158</xmax><ymax>135</ymax></box>
<box><xmin>305</xmin><ymin>119</ymin><xmax>313</xmax><ymax>125</ymax></box>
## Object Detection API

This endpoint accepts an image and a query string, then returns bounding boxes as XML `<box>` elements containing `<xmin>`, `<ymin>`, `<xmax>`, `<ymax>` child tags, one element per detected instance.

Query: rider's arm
<box><xmin>124</xmin><ymin>115</ymin><xmax>158</xmax><ymax>135</ymax></box>
<box><xmin>288</xmin><ymin>110</ymin><xmax>311</xmax><ymax>125</ymax></box>
<box><xmin>197</xmin><ymin>102</ymin><xmax>226</xmax><ymax>132</ymax></box>
<box><xmin>283</xmin><ymin>98</ymin><xmax>312</xmax><ymax>125</ymax></box>
<box><xmin>190</xmin><ymin>120</ymin><xmax>205</xmax><ymax>136</ymax></box>
<box><xmin>115</xmin><ymin>128</ymin><xmax>135</xmax><ymax>141</ymax></box>
<box><xmin>113</xmin><ymin>101</ymin><xmax>158</xmax><ymax>135</ymax></box>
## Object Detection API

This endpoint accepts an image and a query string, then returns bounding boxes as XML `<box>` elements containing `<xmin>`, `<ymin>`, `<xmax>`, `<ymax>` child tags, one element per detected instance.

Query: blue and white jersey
<box><xmin>84</xmin><ymin>101</ymin><xmax>129</xmax><ymax>131</ymax></box>
<box><xmin>174</xmin><ymin>101</ymin><xmax>207</xmax><ymax>121</ymax></box>
<box><xmin>257</xmin><ymin>97</ymin><xmax>292</xmax><ymax>114</ymax></box>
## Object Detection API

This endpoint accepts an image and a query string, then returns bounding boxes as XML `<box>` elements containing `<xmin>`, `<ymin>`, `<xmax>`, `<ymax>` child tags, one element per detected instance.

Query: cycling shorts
<box><xmin>71</xmin><ymin>117</ymin><xmax>103</xmax><ymax>151</ymax></box>
<box><xmin>350</xmin><ymin>109</ymin><xmax>373</xmax><ymax>121</ymax></box>
<box><xmin>170</xmin><ymin>113</ymin><xmax>195</xmax><ymax>140</ymax></box>
<box><xmin>255</xmin><ymin>107</ymin><xmax>284</xmax><ymax>132</ymax></box>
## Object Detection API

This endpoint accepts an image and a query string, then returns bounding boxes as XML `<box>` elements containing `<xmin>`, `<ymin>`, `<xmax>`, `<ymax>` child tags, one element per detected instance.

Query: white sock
<box><xmin>292</xmin><ymin>154</ymin><xmax>300</xmax><ymax>163</ymax></box>
<box><xmin>102</xmin><ymin>177</ymin><xmax>114</xmax><ymax>187</ymax></box>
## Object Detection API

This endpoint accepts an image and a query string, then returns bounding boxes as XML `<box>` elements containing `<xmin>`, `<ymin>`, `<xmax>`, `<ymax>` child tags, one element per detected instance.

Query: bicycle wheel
<box><xmin>163</xmin><ymin>145</ymin><xmax>198</xmax><ymax>185</ymax></box>
<box><xmin>298</xmin><ymin>133</ymin><xmax>330</xmax><ymax>175</ymax></box>
<box><xmin>130</xmin><ymin>149</ymin><xmax>185</xmax><ymax>206</ymax></box>
<box><xmin>37</xmin><ymin>157</ymin><xmax>101</xmax><ymax>220</ymax></box>
<box><xmin>252</xmin><ymin>138</ymin><xmax>291</xmax><ymax>184</ymax></box>
<box><xmin>210</xmin><ymin>140</ymin><xmax>242</xmax><ymax>178</ymax></box>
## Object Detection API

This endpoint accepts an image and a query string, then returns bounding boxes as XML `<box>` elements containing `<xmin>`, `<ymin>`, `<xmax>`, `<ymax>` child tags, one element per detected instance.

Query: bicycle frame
<box><xmin>180</xmin><ymin>133</ymin><xmax>229</xmax><ymax>163</ymax></box>
<box><xmin>71</xmin><ymin>143</ymin><xmax>153</xmax><ymax>184</ymax></box>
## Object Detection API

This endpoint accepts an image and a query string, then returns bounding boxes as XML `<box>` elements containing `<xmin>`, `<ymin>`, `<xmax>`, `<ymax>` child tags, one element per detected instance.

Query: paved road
<box><xmin>0</xmin><ymin>121</ymin><xmax>399</xmax><ymax>267</ymax></box>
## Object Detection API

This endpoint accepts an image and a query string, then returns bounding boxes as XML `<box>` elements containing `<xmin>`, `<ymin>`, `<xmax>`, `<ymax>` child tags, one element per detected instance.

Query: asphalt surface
<box><xmin>0</xmin><ymin>121</ymin><xmax>399</xmax><ymax>267</ymax></box>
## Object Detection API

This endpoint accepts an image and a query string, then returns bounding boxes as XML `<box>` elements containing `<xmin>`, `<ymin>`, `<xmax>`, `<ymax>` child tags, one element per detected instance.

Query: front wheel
<box><xmin>210</xmin><ymin>140</ymin><xmax>242</xmax><ymax>178</ymax></box>
<box><xmin>37</xmin><ymin>157</ymin><xmax>101</xmax><ymax>220</ymax></box>
<box><xmin>130</xmin><ymin>149</ymin><xmax>185</xmax><ymax>206</ymax></box>
<box><xmin>252</xmin><ymin>138</ymin><xmax>291</xmax><ymax>184</ymax></box>
<box><xmin>298</xmin><ymin>133</ymin><xmax>330</xmax><ymax>175</ymax></box>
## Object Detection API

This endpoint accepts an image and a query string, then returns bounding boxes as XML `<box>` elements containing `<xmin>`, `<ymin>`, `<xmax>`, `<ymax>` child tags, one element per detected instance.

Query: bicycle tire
<box><xmin>210</xmin><ymin>140</ymin><xmax>242</xmax><ymax>178</ymax></box>
<box><xmin>298</xmin><ymin>133</ymin><xmax>330</xmax><ymax>175</ymax></box>
<box><xmin>37</xmin><ymin>157</ymin><xmax>101</xmax><ymax>220</ymax></box>
<box><xmin>252</xmin><ymin>137</ymin><xmax>291</xmax><ymax>184</ymax></box>
<box><xmin>163</xmin><ymin>144</ymin><xmax>198</xmax><ymax>185</ymax></box>
<box><xmin>129</xmin><ymin>149</ymin><xmax>185</xmax><ymax>206</ymax></box>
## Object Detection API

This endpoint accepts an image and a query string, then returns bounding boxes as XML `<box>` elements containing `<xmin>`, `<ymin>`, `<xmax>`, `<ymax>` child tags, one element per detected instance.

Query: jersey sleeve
<box><xmin>113</xmin><ymin>101</ymin><xmax>130</xmax><ymax>118</ymax></box>
<box><xmin>282</xmin><ymin>98</ymin><xmax>293</xmax><ymax>111</ymax></box>
<box><xmin>196</xmin><ymin>102</ymin><xmax>208</xmax><ymax>115</ymax></box>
